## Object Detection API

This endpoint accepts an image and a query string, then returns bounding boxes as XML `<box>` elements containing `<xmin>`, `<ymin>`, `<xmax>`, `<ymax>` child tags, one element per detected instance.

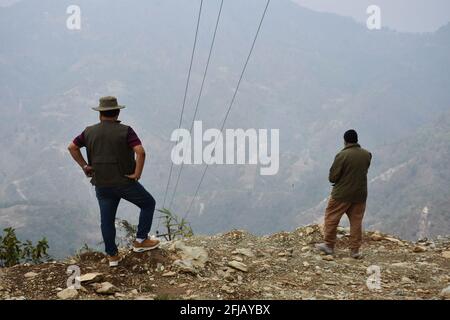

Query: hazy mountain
<box><xmin>0</xmin><ymin>0</ymin><xmax>449</xmax><ymax>257</ymax></box>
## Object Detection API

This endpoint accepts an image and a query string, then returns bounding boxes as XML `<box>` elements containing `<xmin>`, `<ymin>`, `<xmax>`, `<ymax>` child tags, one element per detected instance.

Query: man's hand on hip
<box><xmin>83</xmin><ymin>165</ymin><xmax>94</xmax><ymax>177</ymax></box>
<box><xmin>125</xmin><ymin>173</ymin><xmax>140</xmax><ymax>181</ymax></box>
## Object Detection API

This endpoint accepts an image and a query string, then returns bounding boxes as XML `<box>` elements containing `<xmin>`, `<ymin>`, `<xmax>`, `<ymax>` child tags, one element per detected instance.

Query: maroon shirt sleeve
<box><xmin>127</xmin><ymin>127</ymin><xmax>142</xmax><ymax>148</ymax></box>
<box><xmin>73</xmin><ymin>127</ymin><xmax>141</xmax><ymax>148</ymax></box>
<box><xmin>73</xmin><ymin>131</ymin><xmax>85</xmax><ymax>148</ymax></box>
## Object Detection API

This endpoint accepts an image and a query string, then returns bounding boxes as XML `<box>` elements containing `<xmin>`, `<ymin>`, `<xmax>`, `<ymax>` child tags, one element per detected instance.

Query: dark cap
<box><xmin>344</xmin><ymin>129</ymin><xmax>358</xmax><ymax>143</ymax></box>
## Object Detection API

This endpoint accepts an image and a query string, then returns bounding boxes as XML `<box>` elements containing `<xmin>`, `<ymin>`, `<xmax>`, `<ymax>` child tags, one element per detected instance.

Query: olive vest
<box><xmin>84</xmin><ymin>121</ymin><xmax>136</xmax><ymax>187</ymax></box>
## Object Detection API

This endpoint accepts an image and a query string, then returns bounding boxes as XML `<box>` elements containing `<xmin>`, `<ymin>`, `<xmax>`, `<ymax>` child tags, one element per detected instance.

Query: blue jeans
<box><xmin>95</xmin><ymin>181</ymin><xmax>156</xmax><ymax>256</ymax></box>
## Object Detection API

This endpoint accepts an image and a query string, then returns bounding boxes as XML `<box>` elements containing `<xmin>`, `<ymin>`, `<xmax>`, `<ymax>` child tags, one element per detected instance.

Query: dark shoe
<box><xmin>133</xmin><ymin>238</ymin><xmax>160</xmax><ymax>252</ymax></box>
<box><xmin>315</xmin><ymin>243</ymin><xmax>334</xmax><ymax>255</ymax></box>
<box><xmin>350</xmin><ymin>250</ymin><xmax>362</xmax><ymax>259</ymax></box>
<box><xmin>107</xmin><ymin>254</ymin><xmax>122</xmax><ymax>267</ymax></box>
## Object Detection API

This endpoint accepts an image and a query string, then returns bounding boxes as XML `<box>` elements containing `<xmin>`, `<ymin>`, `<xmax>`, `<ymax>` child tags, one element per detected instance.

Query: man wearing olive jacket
<box><xmin>316</xmin><ymin>129</ymin><xmax>372</xmax><ymax>259</ymax></box>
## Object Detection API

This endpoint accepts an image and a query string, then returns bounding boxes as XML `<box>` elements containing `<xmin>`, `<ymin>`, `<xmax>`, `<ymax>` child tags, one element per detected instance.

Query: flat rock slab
<box><xmin>440</xmin><ymin>286</ymin><xmax>450</xmax><ymax>299</ymax></box>
<box><xmin>227</xmin><ymin>261</ymin><xmax>248</xmax><ymax>272</ymax></box>
<box><xmin>170</xmin><ymin>241</ymin><xmax>208</xmax><ymax>268</ymax></box>
<box><xmin>232</xmin><ymin>248</ymin><xmax>255</xmax><ymax>257</ymax></box>
<box><xmin>173</xmin><ymin>259</ymin><xmax>197</xmax><ymax>274</ymax></box>
<box><xmin>57</xmin><ymin>288</ymin><xmax>78</xmax><ymax>300</ymax></box>
<box><xmin>78</xmin><ymin>272</ymin><xmax>103</xmax><ymax>283</ymax></box>
<box><xmin>95</xmin><ymin>282</ymin><xmax>119</xmax><ymax>295</ymax></box>
<box><xmin>24</xmin><ymin>272</ymin><xmax>38</xmax><ymax>278</ymax></box>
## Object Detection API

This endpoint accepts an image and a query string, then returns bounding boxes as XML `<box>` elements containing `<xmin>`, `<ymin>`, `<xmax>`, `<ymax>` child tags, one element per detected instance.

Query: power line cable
<box><xmin>183</xmin><ymin>0</ymin><xmax>271</xmax><ymax>220</ymax></box>
<box><xmin>168</xmin><ymin>0</ymin><xmax>225</xmax><ymax>210</ymax></box>
<box><xmin>158</xmin><ymin>0</ymin><xmax>204</xmax><ymax>234</ymax></box>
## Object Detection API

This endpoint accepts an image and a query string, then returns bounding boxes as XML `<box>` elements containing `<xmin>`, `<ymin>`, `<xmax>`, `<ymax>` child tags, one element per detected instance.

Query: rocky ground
<box><xmin>1</xmin><ymin>224</ymin><xmax>450</xmax><ymax>300</ymax></box>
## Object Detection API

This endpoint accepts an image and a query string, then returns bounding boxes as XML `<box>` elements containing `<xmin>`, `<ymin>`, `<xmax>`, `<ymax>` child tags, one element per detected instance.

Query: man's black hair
<box><xmin>100</xmin><ymin>109</ymin><xmax>120</xmax><ymax>118</ymax></box>
<box><xmin>344</xmin><ymin>129</ymin><xmax>358</xmax><ymax>143</ymax></box>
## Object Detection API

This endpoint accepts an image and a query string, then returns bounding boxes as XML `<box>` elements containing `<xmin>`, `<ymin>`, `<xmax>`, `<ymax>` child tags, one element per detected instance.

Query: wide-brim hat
<box><xmin>92</xmin><ymin>96</ymin><xmax>125</xmax><ymax>111</ymax></box>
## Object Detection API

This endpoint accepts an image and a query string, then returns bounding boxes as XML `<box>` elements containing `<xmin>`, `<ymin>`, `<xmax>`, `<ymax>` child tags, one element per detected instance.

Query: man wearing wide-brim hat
<box><xmin>68</xmin><ymin>96</ymin><xmax>160</xmax><ymax>267</ymax></box>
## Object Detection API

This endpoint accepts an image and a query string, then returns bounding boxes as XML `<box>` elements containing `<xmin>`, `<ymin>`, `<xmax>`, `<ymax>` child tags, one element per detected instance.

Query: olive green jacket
<box><xmin>329</xmin><ymin>143</ymin><xmax>372</xmax><ymax>203</ymax></box>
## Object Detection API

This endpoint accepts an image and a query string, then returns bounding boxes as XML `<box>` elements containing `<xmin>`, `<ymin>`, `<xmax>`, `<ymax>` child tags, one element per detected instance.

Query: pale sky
<box><xmin>292</xmin><ymin>0</ymin><xmax>450</xmax><ymax>33</ymax></box>
<box><xmin>1</xmin><ymin>0</ymin><xmax>450</xmax><ymax>33</ymax></box>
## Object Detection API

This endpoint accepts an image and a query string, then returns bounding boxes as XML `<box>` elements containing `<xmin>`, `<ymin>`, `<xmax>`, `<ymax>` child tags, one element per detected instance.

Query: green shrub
<box><xmin>116</xmin><ymin>218</ymin><xmax>138</xmax><ymax>246</ymax></box>
<box><xmin>156</xmin><ymin>208</ymin><xmax>193</xmax><ymax>241</ymax></box>
<box><xmin>115</xmin><ymin>208</ymin><xmax>193</xmax><ymax>244</ymax></box>
<box><xmin>0</xmin><ymin>227</ymin><xmax>50</xmax><ymax>267</ymax></box>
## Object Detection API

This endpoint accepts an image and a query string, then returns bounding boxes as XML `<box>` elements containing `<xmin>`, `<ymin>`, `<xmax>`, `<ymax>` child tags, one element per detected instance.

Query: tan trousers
<box><xmin>323</xmin><ymin>197</ymin><xmax>366</xmax><ymax>251</ymax></box>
